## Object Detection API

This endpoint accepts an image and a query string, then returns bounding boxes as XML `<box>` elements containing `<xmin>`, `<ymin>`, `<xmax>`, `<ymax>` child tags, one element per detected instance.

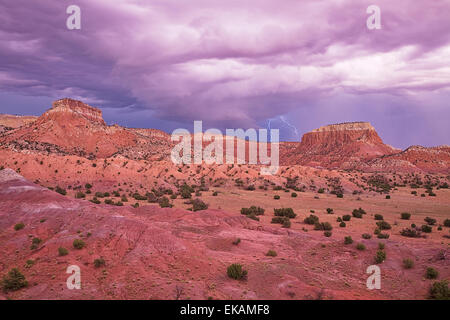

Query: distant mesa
<box><xmin>0</xmin><ymin>98</ymin><xmax>448</xmax><ymax>173</ymax></box>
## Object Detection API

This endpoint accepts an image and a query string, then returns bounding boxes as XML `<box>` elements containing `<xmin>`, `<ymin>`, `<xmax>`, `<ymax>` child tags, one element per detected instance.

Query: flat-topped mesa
<box><xmin>311</xmin><ymin>122</ymin><xmax>375</xmax><ymax>133</ymax></box>
<box><xmin>300</xmin><ymin>121</ymin><xmax>384</xmax><ymax>148</ymax></box>
<box><xmin>45</xmin><ymin>98</ymin><xmax>106</xmax><ymax>125</ymax></box>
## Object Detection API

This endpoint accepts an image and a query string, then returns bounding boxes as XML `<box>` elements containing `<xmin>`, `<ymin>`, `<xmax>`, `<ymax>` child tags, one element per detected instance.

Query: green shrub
<box><xmin>342</xmin><ymin>215</ymin><xmax>351</xmax><ymax>221</ymax></box>
<box><xmin>429</xmin><ymin>280</ymin><xmax>449</xmax><ymax>300</ymax></box>
<box><xmin>58</xmin><ymin>247</ymin><xmax>69</xmax><ymax>256</ymax></box>
<box><xmin>374</xmin><ymin>214</ymin><xmax>383</xmax><ymax>221</ymax></box>
<box><xmin>304</xmin><ymin>215</ymin><xmax>319</xmax><ymax>225</ymax></box>
<box><xmin>85</xmin><ymin>183</ymin><xmax>92</xmax><ymax>189</ymax></box>
<box><xmin>180</xmin><ymin>184</ymin><xmax>193</xmax><ymax>199</ymax></box>
<box><xmin>356</xmin><ymin>243</ymin><xmax>366</xmax><ymax>251</ymax></box>
<box><xmin>375</xmin><ymin>250</ymin><xmax>386</xmax><ymax>264</ymax></box>
<box><xmin>241</xmin><ymin>206</ymin><xmax>265</xmax><ymax>216</ymax></box>
<box><xmin>274</xmin><ymin>208</ymin><xmax>296</xmax><ymax>218</ymax></box>
<box><xmin>421</xmin><ymin>225</ymin><xmax>432</xmax><ymax>233</ymax></box>
<box><xmin>339</xmin><ymin>222</ymin><xmax>346</xmax><ymax>228</ymax></box>
<box><xmin>291</xmin><ymin>192</ymin><xmax>297</xmax><ymax>198</ymax></box>
<box><xmin>324</xmin><ymin>231</ymin><xmax>332</xmax><ymax>237</ymax></box>
<box><xmin>232</xmin><ymin>238</ymin><xmax>241</xmax><ymax>245</ymax></box>
<box><xmin>352</xmin><ymin>211</ymin><xmax>363</xmax><ymax>218</ymax></box>
<box><xmin>401</xmin><ymin>212</ymin><xmax>411</xmax><ymax>220</ymax></box>
<box><xmin>318</xmin><ymin>188</ymin><xmax>324</xmax><ymax>194</ymax></box>
<box><xmin>25</xmin><ymin>260</ymin><xmax>34</xmax><ymax>268</ymax></box>
<box><xmin>377</xmin><ymin>233</ymin><xmax>389</xmax><ymax>239</ymax></box>
<box><xmin>376</xmin><ymin>221</ymin><xmax>391</xmax><ymax>230</ymax></box>
<box><xmin>344</xmin><ymin>236</ymin><xmax>353</xmax><ymax>244</ymax></box>
<box><xmin>426</xmin><ymin>267</ymin><xmax>439</xmax><ymax>279</ymax></box>
<box><xmin>424</xmin><ymin>217</ymin><xmax>437</xmax><ymax>225</ymax></box>
<box><xmin>30</xmin><ymin>237</ymin><xmax>42</xmax><ymax>250</ymax></box>
<box><xmin>73</xmin><ymin>239</ymin><xmax>86</xmax><ymax>250</ymax></box>
<box><xmin>271</xmin><ymin>217</ymin><xmax>286</xmax><ymax>224</ymax></box>
<box><xmin>158</xmin><ymin>196</ymin><xmax>172</xmax><ymax>208</ymax></box>
<box><xmin>326</xmin><ymin>208</ymin><xmax>334</xmax><ymax>214</ymax></box>
<box><xmin>94</xmin><ymin>258</ymin><xmax>105</xmax><ymax>268</ymax></box>
<box><xmin>1</xmin><ymin>268</ymin><xmax>28</xmax><ymax>292</ymax></box>
<box><xmin>378</xmin><ymin>242</ymin><xmax>385</xmax><ymax>250</ymax></box>
<box><xmin>266</xmin><ymin>250</ymin><xmax>277</xmax><ymax>257</ymax></box>
<box><xmin>227</xmin><ymin>264</ymin><xmax>247</xmax><ymax>280</ymax></box>
<box><xmin>192</xmin><ymin>198</ymin><xmax>208</xmax><ymax>211</ymax></box>
<box><xmin>336</xmin><ymin>193</ymin><xmax>343</xmax><ymax>198</ymax></box>
<box><xmin>90</xmin><ymin>197</ymin><xmax>101</xmax><ymax>204</ymax></box>
<box><xmin>282</xmin><ymin>219</ymin><xmax>291</xmax><ymax>228</ymax></box>
<box><xmin>400</xmin><ymin>227</ymin><xmax>421</xmax><ymax>238</ymax></box>
<box><xmin>75</xmin><ymin>191</ymin><xmax>85</xmax><ymax>199</ymax></box>
<box><xmin>362</xmin><ymin>233</ymin><xmax>372</xmax><ymax>239</ymax></box>
<box><xmin>55</xmin><ymin>186</ymin><xmax>67</xmax><ymax>195</ymax></box>
<box><xmin>274</xmin><ymin>195</ymin><xmax>280</xmax><ymax>200</ymax></box>
<box><xmin>444</xmin><ymin>219</ymin><xmax>450</xmax><ymax>227</ymax></box>
<box><xmin>314</xmin><ymin>222</ymin><xmax>332</xmax><ymax>231</ymax></box>
<box><xmin>403</xmin><ymin>258</ymin><xmax>414</xmax><ymax>269</ymax></box>
<box><xmin>353</xmin><ymin>207</ymin><xmax>366</xmax><ymax>215</ymax></box>
<box><xmin>14</xmin><ymin>223</ymin><xmax>25</xmax><ymax>231</ymax></box>
<box><xmin>385</xmin><ymin>195</ymin><xmax>391</xmax><ymax>199</ymax></box>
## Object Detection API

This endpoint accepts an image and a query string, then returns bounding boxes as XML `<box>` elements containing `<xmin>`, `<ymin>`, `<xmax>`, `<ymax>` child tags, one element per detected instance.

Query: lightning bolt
<box><xmin>278</xmin><ymin>116</ymin><xmax>300</xmax><ymax>140</ymax></box>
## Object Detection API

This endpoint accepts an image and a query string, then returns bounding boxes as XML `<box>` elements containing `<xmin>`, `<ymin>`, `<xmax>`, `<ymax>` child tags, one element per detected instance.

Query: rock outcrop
<box><xmin>281</xmin><ymin>122</ymin><xmax>400</xmax><ymax>169</ymax></box>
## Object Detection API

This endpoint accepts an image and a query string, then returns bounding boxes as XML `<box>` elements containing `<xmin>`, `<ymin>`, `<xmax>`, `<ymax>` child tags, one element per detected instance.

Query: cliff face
<box><xmin>41</xmin><ymin>98</ymin><xmax>106</xmax><ymax>126</ymax></box>
<box><xmin>281</xmin><ymin>122</ymin><xmax>400</xmax><ymax>169</ymax></box>
<box><xmin>300</xmin><ymin>122</ymin><xmax>386</xmax><ymax>151</ymax></box>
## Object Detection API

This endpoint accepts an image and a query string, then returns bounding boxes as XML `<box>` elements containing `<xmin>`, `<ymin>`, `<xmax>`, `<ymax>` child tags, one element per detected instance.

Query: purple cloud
<box><xmin>0</xmin><ymin>0</ymin><xmax>449</xmax><ymax>147</ymax></box>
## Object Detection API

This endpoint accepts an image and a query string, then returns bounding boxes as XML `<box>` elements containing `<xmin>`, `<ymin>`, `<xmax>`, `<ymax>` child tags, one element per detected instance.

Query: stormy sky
<box><xmin>0</xmin><ymin>0</ymin><xmax>449</xmax><ymax>148</ymax></box>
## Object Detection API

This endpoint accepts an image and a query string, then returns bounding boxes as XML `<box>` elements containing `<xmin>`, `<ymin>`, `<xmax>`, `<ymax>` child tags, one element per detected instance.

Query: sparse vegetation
<box><xmin>376</xmin><ymin>221</ymin><xmax>391</xmax><ymax>230</ymax></box>
<box><xmin>401</xmin><ymin>212</ymin><xmax>411</xmax><ymax>220</ymax></box>
<box><xmin>266</xmin><ymin>250</ymin><xmax>277</xmax><ymax>257</ymax></box>
<box><xmin>374</xmin><ymin>214</ymin><xmax>383</xmax><ymax>221</ymax></box>
<box><xmin>424</xmin><ymin>217</ymin><xmax>437</xmax><ymax>225</ymax></box>
<box><xmin>14</xmin><ymin>222</ymin><xmax>25</xmax><ymax>231</ymax></box>
<box><xmin>400</xmin><ymin>228</ymin><xmax>422</xmax><ymax>238</ymax></box>
<box><xmin>429</xmin><ymin>280</ymin><xmax>449</xmax><ymax>300</ymax></box>
<box><xmin>73</xmin><ymin>239</ymin><xmax>86</xmax><ymax>249</ymax></box>
<box><xmin>158</xmin><ymin>196</ymin><xmax>172</xmax><ymax>208</ymax></box>
<box><xmin>375</xmin><ymin>250</ymin><xmax>386</xmax><ymax>264</ymax></box>
<box><xmin>356</xmin><ymin>243</ymin><xmax>366</xmax><ymax>251</ymax></box>
<box><xmin>1</xmin><ymin>268</ymin><xmax>28</xmax><ymax>292</ymax></box>
<box><xmin>227</xmin><ymin>263</ymin><xmax>247</xmax><ymax>280</ymax></box>
<box><xmin>274</xmin><ymin>208</ymin><xmax>296</xmax><ymax>218</ymax></box>
<box><xmin>58</xmin><ymin>247</ymin><xmax>69</xmax><ymax>256</ymax></box>
<box><xmin>192</xmin><ymin>198</ymin><xmax>208</xmax><ymax>211</ymax></box>
<box><xmin>426</xmin><ymin>267</ymin><xmax>439</xmax><ymax>279</ymax></box>
<box><xmin>55</xmin><ymin>186</ymin><xmax>67</xmax><ymax>195</ymax></box>
<box><xmin>362</xmin><ymin>233</ymin><xmax>372</xmax><ymax>239</ymax></box>
<box><xmin>304</xmin><ymin>214</ymin><xmax>319</xmax><ymax>225</ymax></box>
<box><xmin>314</xmin><ymin>222</ymin><xmax>332</xmax><ymax>231</ymax></box>
<box><xmin>403</xmin><ymin>258</ymin><xmax>414</xmax><ymax>269</ymax></box>
<box><xmin>344</xmin><ymin>236</ymin><xmax>353</xmax><ymax>244</ymax></box>
<box><xmin>342</xmin><ymin>215</ymin><xmax>351</xmax><ymax>221</ymax></box>
<box><xmin>94</xmin><ymin>258</ymin><xmax>106</xmax><ymax>268</ymax></box>
<box><xmin>241</xmin><ymin>206</ymin><xmax>265</xmax><ymax>216</ymax></box>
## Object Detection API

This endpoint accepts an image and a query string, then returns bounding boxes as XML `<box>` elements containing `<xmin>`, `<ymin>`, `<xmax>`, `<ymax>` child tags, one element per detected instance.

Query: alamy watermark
<box><xmin>171</xmin><ymin>121</ymin><xmax>279</xmax><ymax>175</ymax></box>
